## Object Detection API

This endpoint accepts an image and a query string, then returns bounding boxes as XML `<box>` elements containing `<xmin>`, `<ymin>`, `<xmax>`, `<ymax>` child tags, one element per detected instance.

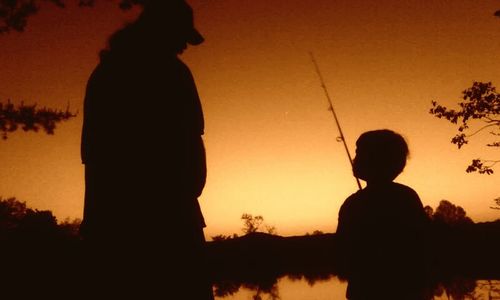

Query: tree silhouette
<box><xmin>0</xmin><ymin>0</ymin><xmax>144</xmax><ymax>33</ymax></box>
<box><xmin>0</xmin><ymin>100</ymin><xmax>75</xmax><ymax>140</ymax></box>
<box><xmin>438</xmin><ymin>278</ymin><xmax>476</xmax><ymax>300</ymax></box>
<box><xmin>424</xmin><ymin>205</ymin><xmax>434</xmax><ymax>220</ymax></box>
<box><xmin>213</xmin><ymin>281</ymin><xmax>240</xmax><ymax>298</ymax></box>
<box><xmin>251</xmin><ymin>282</ymin><xmax>280</xmax><ymax>300</ymax></box>
<box><xmin>241</xmin><ymin>213</ymin><xmax>264</xmax><ymax>234</ymax></box>
<box><xmin>430</xmin><ymin>82</ymin><xmax>499</xmax><ymax>174</ymax></box>
<box><xmin>0</xmin><ymin>197</ymin><xmax>82</xmax><ymax>297</ymax></box>
<box><xmin>56</xmin><ymin>217</ymin><xmax>82</xmax><ymax>237</ymax></box>
<box><xmin>241</xmin><ymin>213</ymin><xmax>276</xmax><ymax>235</ymax></box>
<box><xmin>211</xmin><ymin>233</ymin><xmax>239</xmax><ymax>241</ymax></box>
<box><xmin>0</xmin><ymin>196</ymin><xmax>81</xmax><ymax>239</ymax></box>
<box><xmin>16</xmin><ymin>208</ymin><xmax>59</xmax><ymax>242</ymax></box>
<box><xmin>491</xmin><ymin>197</ymin><xmax>500</xmax><ymax>210</ymax></box>
<box><xmin>432</xmin><ymin>200</ymin><xmax>473</xmax><ymax>226</ymax></box>
<box><xmin>0</xmin><ymin>197</ymin><xmax>27</xmax><ymax>237</ymax></box>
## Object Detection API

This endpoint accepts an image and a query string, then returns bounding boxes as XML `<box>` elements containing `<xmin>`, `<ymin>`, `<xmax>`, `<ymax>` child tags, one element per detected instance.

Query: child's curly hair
<box><xmin>353</xmin><ymin>129</ymin><xmax>409</xmax><ymax>182</ymax></box>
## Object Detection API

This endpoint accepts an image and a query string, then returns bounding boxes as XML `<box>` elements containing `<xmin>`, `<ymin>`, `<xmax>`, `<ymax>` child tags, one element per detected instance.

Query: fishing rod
<box><xmin>309</xmin><ymin>52</ymin><xmax>362</xmax><ymax>190</ymax></box>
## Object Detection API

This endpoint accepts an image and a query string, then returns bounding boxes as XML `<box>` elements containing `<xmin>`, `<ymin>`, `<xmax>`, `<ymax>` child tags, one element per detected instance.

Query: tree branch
<box><xmin>482</xmin><ymin>117</ymin><xmax>500</xmax><ymax>123</ymax></box>
<box><xmin>0</xmin><ymin>100</ymin><xmax>76</xmax><ymax>139</ymax></box>
<box><xmin>0</xmin><ymin>0</ymin><xmax>144</xmax><ymax>33</ymax></box>
<box><xmin>466</xmin><ymin>123</ymin><xmax>499</xmax><ymax>138</ymax></box>
<box><xmin>431</xmin><ymin>81</ymin><xmax>499</xmax><ymax>174</ymax></box>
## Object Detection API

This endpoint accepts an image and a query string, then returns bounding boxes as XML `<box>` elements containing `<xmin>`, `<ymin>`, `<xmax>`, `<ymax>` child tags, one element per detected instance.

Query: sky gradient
<box><xmin>0</xmin><ymin>0</ymin><xmax>498</xmax><ymax>238</ymax></box>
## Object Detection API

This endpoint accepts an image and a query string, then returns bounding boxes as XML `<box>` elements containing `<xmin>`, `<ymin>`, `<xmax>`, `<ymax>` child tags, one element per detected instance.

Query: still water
<box><xmin>213</xmin><ymin>277</ymin><xmax>500</xmax><ymax>300</ymax></box>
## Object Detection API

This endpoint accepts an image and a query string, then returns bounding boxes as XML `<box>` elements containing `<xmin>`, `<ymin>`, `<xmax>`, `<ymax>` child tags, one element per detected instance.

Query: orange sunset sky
<box><xmin>0</xmin><ymin>0</ymin><xmax>498</xmax><ymax>238</ymax></box>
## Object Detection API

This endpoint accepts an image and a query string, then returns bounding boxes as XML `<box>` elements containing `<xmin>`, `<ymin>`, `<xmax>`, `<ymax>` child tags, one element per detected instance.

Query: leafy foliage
<box><xmin>213</xmin><ymin>281</ymin><xmax>240</xmax><ymax>298</ymax></box>
<box><xmin>305</xmin><ymin>230</ymin><xmax>325</xmax><ymax>236</ymax></box>
<box><xmin>0</xmin><ymin>197</ymin><xmax>27</xmax><ymax>233</ymax></box>
<box><xmin>241</xmin><ymin>213</ymin><xmax>276</xmax><ymax>235</ymax></box>
<box><xmin>0</xmin><ymin>100</ymin><xmax>75</xmax><ymax>139</ymax></box>
<box><xmin>0</xmin><ymin>0</ymin><xmax>144</xmax><ymax>33</ymax></box>
<box><xmin>465</xmin><ymin>159</ymin><xmax>498</xmax><ymax>175</ymax></box>
<box><xmin>424</xmin><ymin>205</ymin><xmax>434</xmax><ymax>219</ymax></box>
<box><xmin>0</xmin><ymin>196</ymin><xmax>81</xmax><ymax>243</ymax></box>
<box><xmin>211</xmin><ymin>233</ymin><xmax>239</xmax><ymax>241</ymax></box>
<box><xmin>430</xmin><ymin>82</ymin><xmax>499</xmax><ymax>174</ymax></box>
<box><xmin>491</xmin><ymin>197</ymin><xmax>500</xmax><ymax>210</ymax></box>
<box><xmin>0</xmin><ymin>196</ymin><xmax>81</xmax><ymax>230</ymax></box>
<box><xmin>241</xmin><ymin>213</ymin><xmax>264</xmax><ymax>234</ymax></box>
<box><xmin>213</xmin><ymin>278</ymin><xmax>280</xmax><ymax>300</ymax></box>
<box><xmin>211</xmin><ymin>214</ymin><xmax>277</xmax><ymax>241</ymax></box>
<box><xmin>0</xmin><ymin>197</ymin><xmax>82</xmax><ymax>296</ymax></box>
<box><xmin>58</xmin><ymin>217</ymin><xmax>83</xmax><ymax>237</ymax></box>
<box><xmin>429</xmin><ymin>200</ymin><xmax>473</xmax><ymax>226</ymax></box>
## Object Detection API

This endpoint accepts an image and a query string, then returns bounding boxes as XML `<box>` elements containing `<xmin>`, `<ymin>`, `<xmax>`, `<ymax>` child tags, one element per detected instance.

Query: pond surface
<box><xmin>214</xmin><ymin>276</ymin><xmax>346</xmax><ymax>299</ymax></box>
<box><xmin>213</xmin><ymin>277</ymin><xmax>500</xmax><ymax>300</ymax></box>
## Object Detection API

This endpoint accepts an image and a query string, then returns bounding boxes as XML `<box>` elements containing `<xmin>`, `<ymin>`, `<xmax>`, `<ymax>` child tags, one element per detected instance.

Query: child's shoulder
<box><xmin>390</xmin><ymin>182</ymin><xmax>420</xmax><ymax>198</ymax></box>
<box><xmin>340</xmin><ymin>182</ymin><xmax>420</xmax><ymax>210</ymax></box>
<box><xmin>339</xmin><ymin>189</ymin><xmax>364</xmax><ymax>215</ymax></box>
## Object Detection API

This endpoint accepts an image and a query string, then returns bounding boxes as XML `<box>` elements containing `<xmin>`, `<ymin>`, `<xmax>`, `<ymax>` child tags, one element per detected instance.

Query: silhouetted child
<box><xmin>336</xmin><ymin>129</ymin><xmax>430</xmax><ymax>300</ymax></box>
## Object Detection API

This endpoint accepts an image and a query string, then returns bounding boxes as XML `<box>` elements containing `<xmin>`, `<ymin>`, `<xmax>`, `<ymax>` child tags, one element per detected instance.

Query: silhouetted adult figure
<box><xmin>80</xmin><ymin>1</ymin><xmax>213</xmax><ymax>298</ymax></box>
<box><xmin>336</xmin><ymin>130</ymin><xmax>430</xmax><ymax>300</ymax></box>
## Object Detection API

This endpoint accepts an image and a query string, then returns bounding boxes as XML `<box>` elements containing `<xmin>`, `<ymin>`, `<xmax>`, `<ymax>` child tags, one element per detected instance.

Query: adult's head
<box><xmin>352</xmin><ymin>129</ymin><xmax>409</xmax><ymax>183</ymax></box>
<box><xmin>139</xmin><ymin>0</ymin><xmax>204</xmax><ymax>49</ymax></box>
<box><xmin>101</xmin><ymin>0</ymin><xmax>204</xmax><ymax>60</ymax></box>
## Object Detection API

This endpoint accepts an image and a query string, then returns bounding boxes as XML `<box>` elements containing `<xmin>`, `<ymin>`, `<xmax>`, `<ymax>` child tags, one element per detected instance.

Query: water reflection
<box><xmin>214</xmin><ymin>276</ymin><xmax>279</xmax><ymax>299</ymax></box>
<box><xmin>212</xmin><ymin>277</ymin><xmax>500</xmax><ymax>300</ymax></box>
<box><xmin>207</xmin><ymin>230</ymin><xmax>500</xmax><ymax>299</ymax></box>
<box><xmin>213</xmin><ymin>275</ymin><xmax>345</xmax><ymax>300</ymax></box>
